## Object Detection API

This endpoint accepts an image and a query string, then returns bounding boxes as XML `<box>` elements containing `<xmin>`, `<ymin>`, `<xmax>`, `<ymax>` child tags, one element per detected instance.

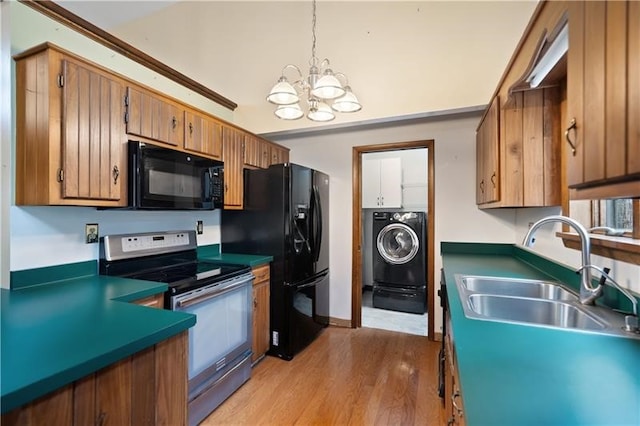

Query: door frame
<box><xmin>351</xmin><ymin>140</ymin><xmax>435</xmax><ymax>340</ymax></box>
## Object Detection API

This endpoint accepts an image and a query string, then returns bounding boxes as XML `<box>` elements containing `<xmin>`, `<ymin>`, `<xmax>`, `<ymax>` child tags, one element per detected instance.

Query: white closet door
<box><xmin>379</xmin><ymin>158</ymin><xmax>402</xmax><ymax>207</ymax></box>
<box><xmin>362</xmin><ymin>158</ymin><xmax>382</xmax><ymax>208</ymax></box>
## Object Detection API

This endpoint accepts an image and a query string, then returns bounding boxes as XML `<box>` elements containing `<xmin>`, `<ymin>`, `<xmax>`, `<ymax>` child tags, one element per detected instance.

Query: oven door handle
<box><xmin>176</xmin><ymin>276</ymin><xmax>252</xmax><ymax>308</ymax></box>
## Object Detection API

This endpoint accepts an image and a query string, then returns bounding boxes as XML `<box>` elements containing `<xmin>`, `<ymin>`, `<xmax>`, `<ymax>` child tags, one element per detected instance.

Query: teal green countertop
<box><xmin>441</xmin><ymin>242</ymin><xmax>640</xmax><ymax>426</ymax></box>
<box><xmin>197</xmin><ymin>246</ymin><xmax>272</xmax><ymax>267</ymax></box>
<box><xmin>1</xmin><ymin>264</ymin><xmax>196</xmax><ymax>414</ymax></box>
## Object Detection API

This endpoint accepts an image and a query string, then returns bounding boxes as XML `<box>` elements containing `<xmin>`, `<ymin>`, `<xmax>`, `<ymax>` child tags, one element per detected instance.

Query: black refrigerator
<box><xmin>222</xmin><ymin>163</ymin><xmax>330</xmax><ymax>360</ymax></box>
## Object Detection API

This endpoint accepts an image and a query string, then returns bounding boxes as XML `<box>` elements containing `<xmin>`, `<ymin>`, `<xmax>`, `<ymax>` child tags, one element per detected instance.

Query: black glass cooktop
<box><xmin>129</xmin><ymin>260</ymin><xmax>251</xmax><ymax>295</ymax></box>
<box><xmin>100</xmin><ymin>249</ymin><xmax>251</xmax><ymax>296</ymax></box>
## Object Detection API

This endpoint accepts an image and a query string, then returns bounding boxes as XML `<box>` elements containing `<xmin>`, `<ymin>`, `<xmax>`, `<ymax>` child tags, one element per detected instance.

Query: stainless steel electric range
<box><xmin>100</xmin><ymin>230</ymin><xmax>253</xmax><ymax>426</ymax></box>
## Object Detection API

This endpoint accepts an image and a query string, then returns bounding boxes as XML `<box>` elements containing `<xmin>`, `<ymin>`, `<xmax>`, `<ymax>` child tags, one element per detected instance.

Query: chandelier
<box><xmin>266</xmin><ymin>0</ymin><xmax>362</xmax><ymax>122</ymax></box>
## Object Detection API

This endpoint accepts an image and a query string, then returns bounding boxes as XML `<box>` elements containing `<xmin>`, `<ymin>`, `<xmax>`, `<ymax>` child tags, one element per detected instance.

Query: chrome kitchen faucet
<box><xmin>522</xmin><ymin>215</ymin><xmax>601</xmax><ymax>305</ymax></box>
<box><xmin>522</xmin><ymin>215</ymin><xmax>639</xmax><ymax>333</ymax></box>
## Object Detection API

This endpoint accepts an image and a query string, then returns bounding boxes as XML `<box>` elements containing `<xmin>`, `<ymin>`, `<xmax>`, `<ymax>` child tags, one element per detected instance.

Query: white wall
<box><xmin>272</xmin><ymin>113</ymin><xmax>517</xmax><ymax>333</ymax></box>
<box><xmin>1</xmin><ymin>1</ymin><xmax>11</xmax><ymax>287</ymax></box>
<box><xmin>10</xmin><ymin>207</ymin><xmax>220</xmax><ymax>272</ymax></box>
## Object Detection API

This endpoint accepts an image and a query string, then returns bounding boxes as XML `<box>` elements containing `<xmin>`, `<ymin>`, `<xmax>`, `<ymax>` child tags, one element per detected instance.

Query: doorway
<box><xmin>351</xmin><ymin>140</ymin><xmax>435</xmax><ymax>340</ymax></box>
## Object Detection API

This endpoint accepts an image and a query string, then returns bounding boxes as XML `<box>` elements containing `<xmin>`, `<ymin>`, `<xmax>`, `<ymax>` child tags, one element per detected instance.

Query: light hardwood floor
<box><xmin>202</xmin><ymin>327</ymin><xmax>444</xmax><ymax>425</ymax></box>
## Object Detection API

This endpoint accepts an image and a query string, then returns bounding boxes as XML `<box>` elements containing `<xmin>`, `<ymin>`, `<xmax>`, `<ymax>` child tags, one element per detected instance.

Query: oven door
<box><xmin>130</xmin><ymin>141</ymin><xmax>223</xmax><ymax>210</ymax></box>
<box><xmin>170</xmin><ymin>272</ymin><xmax>253</xmax><ymax>396</ymax></box>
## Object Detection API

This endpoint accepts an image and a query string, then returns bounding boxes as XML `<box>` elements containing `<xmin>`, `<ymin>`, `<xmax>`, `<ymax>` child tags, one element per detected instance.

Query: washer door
<box><xmin>376</xmin><ymin>223</ymin><xmax>419</xmax><ymax>265</ymax></box>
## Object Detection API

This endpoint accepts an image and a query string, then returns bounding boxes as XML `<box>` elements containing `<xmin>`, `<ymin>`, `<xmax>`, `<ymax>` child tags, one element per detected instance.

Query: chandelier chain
<box><xmin>311</xmin><ymin>0</ymin><xmax>317</xmax><ymax>64</ymax></box>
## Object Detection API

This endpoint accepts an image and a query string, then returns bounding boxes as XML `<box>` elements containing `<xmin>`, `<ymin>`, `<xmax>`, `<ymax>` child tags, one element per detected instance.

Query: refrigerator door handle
<box><xmin>311</xmin><ymin>185</ymin><xmax>323</xmax><ymax>262</ymax></box>
<box><xmin>285</xmin><ymin>271</ymin><xmax>329</xmax><ymax>289</ymax></box>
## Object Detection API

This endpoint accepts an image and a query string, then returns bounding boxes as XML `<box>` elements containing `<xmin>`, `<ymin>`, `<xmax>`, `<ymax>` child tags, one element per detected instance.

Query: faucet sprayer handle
<box><xmin>579</xmin><ymin>264</ymin><xmax>638</xmax><ymax>317</ymax></box>
<box><xmin>599</xmin><ymin>267</ymin><xmax>611</xmax><ymax>287</ymax></box>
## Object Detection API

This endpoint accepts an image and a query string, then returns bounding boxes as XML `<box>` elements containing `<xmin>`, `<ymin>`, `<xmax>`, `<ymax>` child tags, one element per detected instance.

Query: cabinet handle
<box><xmin>112</xmin><ymin>165</ymin><xmax>119</xmax><ymax>184</ymax></box>
<box><xmin>172</xmin><ymin>116</ymin><xmax>177</xmax><ymax>129</ymax></box>
<box><xmin>381</xmin><ymin>196</ymin><xmax>384</xmax><ymax>206</ymax></box>
<box><xmin>253</xmin><ymin>297</ymin><xmax>258</xmax><ymax>308</ymax></box>
<box><xmin>225</xmin><ymin>183</ymin><xmax>228</xmax><ymax>193</ymax></box>
<box><xmin>480</xmin><ymin>179</ymin><xmax>485</xmax><ymax>193</ymax></box>
<box><xmin>97</xmin><ymin>411</ymin><xmax>107</xmax><ymax>426</ymax></box>
<box><xmin>452</xmin><ymin>391</ymin><xmax>463</xmax><ymax>416</ymax></box>
<box><xmin>490</xmin><ymin>172</ymin><xmax>496</xmax><ymax>188</ymax></box>
<box><xmin>189</xmin><ymin>122</ymin><xmax>193</xmax><ymax>135</ymax></box>
<box><xmin>565</xmin><ymin>118</ymin><xmax>577</xmax><ymax>156</ymax></box>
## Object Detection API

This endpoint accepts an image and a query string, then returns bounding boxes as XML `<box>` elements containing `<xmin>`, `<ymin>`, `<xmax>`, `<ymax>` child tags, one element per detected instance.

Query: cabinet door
<box><xmin>270</xmin><ymin>145</ymin><xmax>289</xmax><ymax>165</ymax></box>
<box><xmin>244</xmin><ymin>135</ymin><xmax>270</xmax><ymax>168</ymax></box>
<box><xmin>628</xmin><ymin>0</ymin><xmax>640</xmax><ymax>176</ymax></box>
<box><xmin>379</xmin><ymin>158</ymin><xmax>402</xmax><ymax>208</ymax></box>
<box><xmin>251</xmin><ymin>265</ymin><xmax>270</xmax><ymax>364</ymax></box>
<box><xmin>476</xmin><ymin>97</ymin><xmax>500</xmax><ymax>205</ymax></box>
<box><xmin>362</xmin><ymin>158</ymin><xmax>382</xmax><ymax>208</ymax></box>
<box><xmin>567</xmin><ymin>0</ymin><xmax>639</xmax><ymax>197</ymax></box>
<box><xmin>483</xmin><ymin>97</ymin><xmax>500</xmax><ymax>204</ymax></box>
<box><xmin>126</xmin><ymin>87</ymin><xmax>183</xmax><ymax>147</ymax></box>
<box><xmin>184</xmin><ymin>109</ymin><xmax>222</xmax><ymax>159</ymax></box>
<box><xmin>222</xmin><ymin>126</ymin><xmax>244</xmax><ymax>209</ymax></box>
<box><xmin>96</xmin><ymin>360</ymin><xmax>132</xmax><ymax>425</ymax></box>
<box><xmin>62</xmin><ymin>60</ymin><xmax>123</xmax><ymax>202</ymax></box>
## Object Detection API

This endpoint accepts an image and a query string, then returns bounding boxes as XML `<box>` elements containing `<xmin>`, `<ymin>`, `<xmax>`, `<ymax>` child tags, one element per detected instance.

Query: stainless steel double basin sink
<box><xmin>455</xmin><ymin>275</ymin><xmax>640</xmax><ymax>339</ymax></box>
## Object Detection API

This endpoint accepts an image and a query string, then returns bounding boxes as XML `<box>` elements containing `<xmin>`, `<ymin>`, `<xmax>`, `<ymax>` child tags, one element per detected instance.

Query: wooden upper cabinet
<box><xmin>476</xmin><ymin>1</ymin><xmax>565</xmax><ymax>209</ymax></box>
<box><xmin>14</xmin><ymin>44</ymin><xmax>126</xmax><ymax>207</ymax></box>
<box><xmin>270</xmin><ymin>145</ymin><xmax>289</xmax><ymax>165</ymax></box>
<box><xmin>125</xmin><ymin>86</ymin><xmax>184</xmax><ymax>147</ymax></box>
<box><xmin>222</xmin><ymin>126</ymin><xmax>244</xmax><ymax>209</ymax></box>
<box><xmin>567</xmin><ymin>0</ymin><xmax>640</xmax><ymax>199</ymax></box>
<box><xmin>244</xmin><ymin>134</ymin><xmax>270</xmax><ymax>168</ymax></box>
<box><xmin>476</xmin><ymin>96</ymin><xmax>500</xmax><ymax>205</ymax></box>
<box><xmin>499</xmin><ymin>88</ymin><xmax>561</xmax><ymax>207</ymax></box>
<box><xmin>61</xmin><ymin>60</ymin><xmax>124</xmax><ymax>202</ymax></box>
<box><xmin>184</xmin><ymin>108</ymin><xmax>222</xmax><ymax>159</ymax></box>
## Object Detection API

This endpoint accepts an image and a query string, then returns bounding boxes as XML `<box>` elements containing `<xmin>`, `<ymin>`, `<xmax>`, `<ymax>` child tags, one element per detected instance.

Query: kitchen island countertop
<box><xmin>441</xmin><ymin>242</ymin><xmax>640</xmax><ymax>426</ymax></box>
<box><xmin>1</xmin><ymin>271</ymin><xmax>195</xmax><ymax>414</ymax></box>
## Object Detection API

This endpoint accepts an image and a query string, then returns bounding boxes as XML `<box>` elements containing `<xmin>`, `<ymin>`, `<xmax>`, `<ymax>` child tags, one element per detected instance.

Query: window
<box><xmin>592</xmin><ymin>199</ymin><xmax>636</xmax><ymax>237</ymax></box>
<box><xmin>565</xmin><ymin>198</ymin><xmax>639</xmax><ymax>264</ymax></box>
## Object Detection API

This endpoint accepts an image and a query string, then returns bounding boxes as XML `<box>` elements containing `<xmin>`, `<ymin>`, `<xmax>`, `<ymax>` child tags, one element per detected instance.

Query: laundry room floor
<box><xmin>361</xmin><ymin>289</ymin><xmax>427</xmax><ymax>336</ymax></box>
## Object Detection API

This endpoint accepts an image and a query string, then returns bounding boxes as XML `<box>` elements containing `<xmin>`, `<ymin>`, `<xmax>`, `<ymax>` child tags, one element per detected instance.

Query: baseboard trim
<box><xmin>328</xmin><ymin>317</ymin><xmax>352</xmax><ymax>328</ymax></box>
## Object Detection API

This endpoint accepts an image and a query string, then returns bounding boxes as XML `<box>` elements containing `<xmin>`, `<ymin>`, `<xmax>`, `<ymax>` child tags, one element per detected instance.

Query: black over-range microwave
<box><xmin>128</xmin><ymin>141</ymin><xmax>224</xmax><ymax>210</ymax></box>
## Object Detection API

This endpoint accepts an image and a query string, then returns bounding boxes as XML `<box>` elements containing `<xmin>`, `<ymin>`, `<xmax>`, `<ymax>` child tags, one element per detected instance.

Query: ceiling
<box><xmin>54</xmin><ymin>1</ymin><xmax>539</xmax><ymax>135</ymax></box>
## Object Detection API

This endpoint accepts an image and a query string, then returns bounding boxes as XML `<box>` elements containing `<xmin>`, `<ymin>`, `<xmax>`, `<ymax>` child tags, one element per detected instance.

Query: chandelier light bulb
<box><xmin>266</xmin><ymin>77</ymin><xmax>299</xmax><ymax>105</ymax></box>
<box><xmin>275</xmin><ymin>103</ymin><xmax>304</xmax><ymax>120</ymax></box>
<box><xmin>311</xmin><ymin>70</ymin><xmax>346</xmax><ymax>100</ymax></box>
<box><xmin>307</xmin><ymin>100</ymin><xmax>335</xmax><ymax>122</ymax></box>
<box><xmin>332</xmin><ymin>86</ymin><xmax>362</xmax><ymax>113</ymax></box>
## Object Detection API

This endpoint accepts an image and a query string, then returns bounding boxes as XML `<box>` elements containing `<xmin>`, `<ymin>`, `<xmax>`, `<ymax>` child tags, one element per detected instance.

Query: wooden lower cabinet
<box><xmin>444</xmin><ymin>314</ymin><xmax>465</xmax><ymax>426</ymax></box>
<box><xmin>132</xmin><ymin>293</ymin><xmax>164</xmax><ymax>309</ymax></box>
<box><xmin>2</xmin><ymin>331</ymin><xmax>188</xmax><ymax>426</ymax></box>
<box><xmin>251</xmin><ymin>264</ymin><xmax>270</xmax><ymax>364</ymax></box>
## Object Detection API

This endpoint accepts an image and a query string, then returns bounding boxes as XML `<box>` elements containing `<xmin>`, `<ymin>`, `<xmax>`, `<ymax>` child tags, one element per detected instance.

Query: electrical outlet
<box><xmin>196</xmin><ymin>220</ymin><xmax>204</xmax><ymax>235</ymax></box>
<box><xmin>85</xmin><ymin>223</ymin><xmax>99</xmax><ymax>244</ymax></box>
